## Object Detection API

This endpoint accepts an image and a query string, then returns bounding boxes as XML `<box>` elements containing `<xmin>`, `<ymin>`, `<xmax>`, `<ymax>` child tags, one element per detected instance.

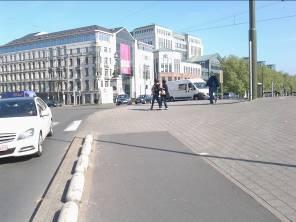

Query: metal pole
<box><xmin>261</xmin><ymin>66</ymin><xmax>264</xmax><ymax>97</ymax></box>
<box><xmin>249</xmin><ymin>0</ymin><xmax>257</xmax><ymax>99</ymax></box>
<box><xmin>249</xmin><ymin>41</ymin><xmax>252</xmax><ymax>101</ymax></box>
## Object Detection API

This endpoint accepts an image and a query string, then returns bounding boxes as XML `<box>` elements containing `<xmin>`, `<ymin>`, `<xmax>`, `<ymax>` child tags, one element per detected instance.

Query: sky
<box><xmin>0</xmin><ymin>1</ymin><xmax>295</xmax><ymax>75</ymax></box>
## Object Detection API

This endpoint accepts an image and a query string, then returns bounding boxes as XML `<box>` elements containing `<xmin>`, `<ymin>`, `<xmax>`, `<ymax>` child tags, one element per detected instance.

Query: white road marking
<box><xmin>198</xmin><ymin>152</ymin><xmax>209</xmax><ymax>156</ymax></box>
<box><xmin>53</xmin><ymin>122</ymin><xmax>59</xmax><ymax>127</ymax></box>
<box><xmin>64</xmin><ymin>120</ymin><xmax>82</xmax><ymax>132</ymax></box>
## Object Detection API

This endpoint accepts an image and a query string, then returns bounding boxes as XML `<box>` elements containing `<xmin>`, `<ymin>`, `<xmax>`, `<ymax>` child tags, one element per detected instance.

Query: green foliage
<box><xmin>221</xmin><ymin>56</ymin><xmax>296</xmax><ymax>95</ymax></box>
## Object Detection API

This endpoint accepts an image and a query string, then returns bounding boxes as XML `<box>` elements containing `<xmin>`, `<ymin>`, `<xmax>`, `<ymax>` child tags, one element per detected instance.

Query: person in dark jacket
<box><xmin>150</xmin><ymin>79</ymin><xmax>161</xmax><ymax>110</ymax></box>
<box><xmin>206</xmin><ymin>74</ymin><xmax>220</xmax><ymax>104</ymax></box>
<box><xmin>160</xmin><ymin>79</ymin><xmax>169</xmax><ymax>110</ymax></box>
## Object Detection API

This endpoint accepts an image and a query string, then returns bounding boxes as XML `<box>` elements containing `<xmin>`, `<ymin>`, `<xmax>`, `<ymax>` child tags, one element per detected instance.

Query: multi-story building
<box><xmin>111</xmin><ymin>27</ymin><xmax>154</xmax><ymax>98</ymax></box>
<box><xmin>0</xmin><ymin>25</ymin><xmax>155</xmax><ymax>102</ymax></box>
<box><xmin>131</xmin><ymin>24</ymin><xmax>203</xmax><ymax>82</ymax></box>
<box><xmin>154</xmin><ymin>50</ymin><xmax>201</xmax><ymax>82</ymax></box>
<box><xmin>131</xmin><ymin>24</ymin><xmax>203</xmax><ymax>60</ymax></box>
<box><xmin>134</xmin><ymin>41</ymin><xmax>154</xmax><ymax>96</ymax></box>
<box><xmin>0</xmin><ymin>25</ymin><xmax>116</xmax><ymax>104</ymax></box>
<box><xmin>188</xmin><ymin>53</ymin><xmax>223</xmax><ymax>81</ymax></box>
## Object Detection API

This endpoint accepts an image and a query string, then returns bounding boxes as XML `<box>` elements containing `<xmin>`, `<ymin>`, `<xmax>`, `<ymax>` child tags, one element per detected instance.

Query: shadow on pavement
<box><xmin>169</xmin><ymin>100</ymin><xmax>247</xmax><ymax>107</ymax></box>
<box><xmin>0</xmin><ymin>156</ymin><xmax>33</xmax><ymax>165</ymax></box>
<box><xmin>46</xmin><ymin>137</ymin><xmax>74</xmax><ymax>144</ymax></box>
<box><xmin>95</xmin><ymin>139</ymin><xmax>296</xmax><ymax>169</ymax></box>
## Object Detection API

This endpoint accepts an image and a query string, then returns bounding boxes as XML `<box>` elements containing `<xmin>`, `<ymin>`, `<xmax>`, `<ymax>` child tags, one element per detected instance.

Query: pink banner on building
<box><xmin>120</xmin><ymin>43</ymin><xmax>131</xmax><ymax>75</ymax></box>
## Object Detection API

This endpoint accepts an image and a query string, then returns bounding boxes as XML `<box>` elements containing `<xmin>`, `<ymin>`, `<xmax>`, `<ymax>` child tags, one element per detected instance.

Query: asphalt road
<box><xmin>81</xmin><ymin>131</ymin><xmax>279</xmax><ymax>222</ymax></box>
<box><xmin>0</xmin><ymin>104</ymin><xmax>113</xmax><ymax>222</ymax></box>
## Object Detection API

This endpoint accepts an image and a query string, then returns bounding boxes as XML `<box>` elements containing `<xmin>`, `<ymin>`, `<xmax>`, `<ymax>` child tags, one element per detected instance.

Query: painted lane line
<box><xmin>64</xmin><ymin>120</ymin><xmax>82</xmax><ymax>132</ymax></box>
<box><xmin>52</xmin><ymin>122</ymin><xmax>59</xmax><ymax>127</ymax></box>
<box><xmin>198</xmin><ymin>152</ymin><xmax>209</xmax><ymax>156</ymax></box>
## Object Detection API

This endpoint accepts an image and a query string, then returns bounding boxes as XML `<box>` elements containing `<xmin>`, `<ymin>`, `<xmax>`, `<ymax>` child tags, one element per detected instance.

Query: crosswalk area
<box><xmin>52</xmin><ymin>120</ymin><xmax>82</xmax><ymax>132</ymax></box>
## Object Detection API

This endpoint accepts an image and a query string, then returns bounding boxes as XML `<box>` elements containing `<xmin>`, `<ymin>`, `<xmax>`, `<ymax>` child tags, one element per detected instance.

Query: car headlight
<box><xmin>18</xmin><ymin>128</ymin><xmax>34</xmax><ymax>140</ymax></box>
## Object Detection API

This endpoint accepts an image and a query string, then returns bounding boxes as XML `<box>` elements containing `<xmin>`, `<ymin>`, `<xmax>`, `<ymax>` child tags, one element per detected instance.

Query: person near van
<box><xmin>160</xmin><ymin>79</ymin><xmax>169</xmax><ymax>110</ymax></box>
<box><xmin>206</xmin><ymin>74</ymin><xmax>220</xmax><ymax>104</ymax></box>
<box><xmin>150</xmin><ymin>79</ymin><xmax>161</xmax><ymax>110</ymax></box>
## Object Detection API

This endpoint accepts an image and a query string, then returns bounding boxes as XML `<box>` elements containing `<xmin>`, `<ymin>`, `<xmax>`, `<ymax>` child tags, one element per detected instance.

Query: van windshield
<box><xmin>194</xmin><ymin>82</ymin><xmax>207</xmax><ymax>89</ymax></box>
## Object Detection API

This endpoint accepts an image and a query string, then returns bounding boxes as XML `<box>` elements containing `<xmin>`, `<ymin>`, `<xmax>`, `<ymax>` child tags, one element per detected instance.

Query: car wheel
<box><xmin>48</xmin><ymin>121</ymin><xmax>53</xmax><ymax>137</ymax></box>
<box><xmin>35</xmin><ymin>133</ymin><xmax>43</xmax><ymax>157</ymax></box>
<box><xmin>193</xmin><ymin>95</ymin><xmax>198</xmax><ymax>100</ymax></box>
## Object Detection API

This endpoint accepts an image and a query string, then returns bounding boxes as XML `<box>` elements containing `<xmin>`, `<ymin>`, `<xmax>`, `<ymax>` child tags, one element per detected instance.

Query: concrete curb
<box><xmin>57</xmin><ymin>134</ymin><xmax>93</xmax><ymax>222</ymax></box>
<box><xmin>75</xmin><ymin>154</ymin><xmax>89</xmax><ymax>174</ymax></box>
<box><xmin>66</xmin><ymin>172</ymin><xmax>85</xmax><ymax>202</ymax></box>
<box><xmin>57</xmin><ymin>201</ymin><xmax>79</xmax><ymax>222</ymax></box>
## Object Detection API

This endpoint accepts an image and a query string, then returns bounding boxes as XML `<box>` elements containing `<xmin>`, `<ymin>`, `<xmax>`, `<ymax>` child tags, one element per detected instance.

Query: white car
<box><xmin>0</xmin><ymin>97</ymin><xmax>53</xmax><ymax>158</ymax></box>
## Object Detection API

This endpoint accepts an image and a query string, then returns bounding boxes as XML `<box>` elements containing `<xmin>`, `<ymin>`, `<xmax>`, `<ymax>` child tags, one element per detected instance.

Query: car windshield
<box><xmin>118</xmin><ymin>95</ymin><xmax>128</xmax><ymax>99</ymax></box>
<box><xmin>0</xmin><ymin>99</ymin><xmax>37</xmax><ymax>118</ymax></box>
<box><xmin>194</xmin><ymin>82</ymin><xmax>207</xmax><ymax>89</ymax></box>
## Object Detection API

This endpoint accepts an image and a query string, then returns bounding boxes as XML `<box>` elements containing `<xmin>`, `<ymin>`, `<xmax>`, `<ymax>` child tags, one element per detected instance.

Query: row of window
<box><xmin>0</xmin><ymin>32</ymin><xmax>113</xmax><ymax>55</ymax></box>
<box><xmin>0</xmin><ymin>65</ymin><xmax>112</xmax><ymax>82</ymax></box>
<box><xmin>0</xmin><ymin>79</ymin><xmax>111</xmax><ymax>93</ymax></box>
<box><xmin>189</xmin><ymin>38</ymin><xmax>201</xmax><ymax>44</ymax></box>
<box><xmin>175</xmin><ymin>43</ymin><xmax>187</xmax><ymax>50</ymax></box>
<box><xmin>0</xmin><ymin>45</ymin><xmax>112</xmax><ymax>64</ymax></box>
<box><xmin>0</xmin><ymin>55</ymin><xmax>113</xmax><ymax>73</ymax></box>
<box><xmin>133</xmin><ymin>28</ymin><xmax>154</xmax><ymax>35</ymax></box>
<box><xmin>157</xmin><ymin>29</ymin><xmax>171</xmax><ymax>37</ymax></box>
<box><xmin>190</xmin><ymin>46</ymin><xmax>201</xmax><ymax>57</ymax></box>
<box><xmin>0</xmin><ymin>33</ymin><xmax>97</xmax><ymax>54</ymax></box>
<box><xmin>158</xmin><ymin>38</ymin><xmax>172</xmax><ymax>49</ymax></box>
<box><xmin>0</xmin><ymin>61</ymin><xmax>47</xmax><ymax>72</ymax></box>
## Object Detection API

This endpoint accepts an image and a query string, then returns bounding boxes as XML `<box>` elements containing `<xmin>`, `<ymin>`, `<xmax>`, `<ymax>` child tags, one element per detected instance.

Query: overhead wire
<box><xmin>180</xmin><ymin>1</ymin><xmax>282</xmax><ymax>33</ymax></box>
<box><xmin>186</xmin><ymin>14</ymin><xmax>296</xmax><ymax>33</ymax></box>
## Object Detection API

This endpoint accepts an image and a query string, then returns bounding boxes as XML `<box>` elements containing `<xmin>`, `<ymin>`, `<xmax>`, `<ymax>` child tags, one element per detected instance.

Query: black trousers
<box><xmin>160</xmin><ymin>96</ymin><xmax>168</xmax><ymax>108</ymax></box>
<box><xmin>150</xmin><ymin>95</ymin><xmax>160</xmax><ymax>109</ymax></box>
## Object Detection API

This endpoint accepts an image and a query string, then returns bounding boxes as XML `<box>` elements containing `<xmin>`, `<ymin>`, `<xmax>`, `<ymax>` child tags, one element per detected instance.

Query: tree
<box><xmin>221</xmin><ymin>55</ymin><xmax>296</xmax><ymax>97</ymax></box>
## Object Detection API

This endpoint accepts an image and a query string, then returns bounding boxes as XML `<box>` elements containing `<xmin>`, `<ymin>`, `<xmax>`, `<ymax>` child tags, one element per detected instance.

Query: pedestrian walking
<box><xmin>206</xmin><ymin>74</ymin><xmax>220</xmax><ymax>104</ymax></box>
<box><xmin>150</xmin><ymin>79</ymin><xmax>161</xmax><ymax>110</ymax></box>
<box><xmin>160</xmin><ymin>79</ymin><xmax>169</xmax><ymax>110</ymax></box>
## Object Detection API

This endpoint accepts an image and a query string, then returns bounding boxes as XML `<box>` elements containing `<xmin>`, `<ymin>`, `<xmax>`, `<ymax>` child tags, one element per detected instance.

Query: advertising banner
<box><xmin>120</xmin><ymin>43</ymin><xmax>131</xmax><ymax>75</ymax></box>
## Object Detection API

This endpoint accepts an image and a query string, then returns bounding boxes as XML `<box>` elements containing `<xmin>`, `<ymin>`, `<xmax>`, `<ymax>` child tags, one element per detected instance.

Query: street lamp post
<box><xmin>249</xmin><ymin>0</ymin><xmax>257</xmax><ymax>100</ymax></box>
<box><xmin>261</xmin><ymin>65</ymin><xmax>264</xmax><ymax>97</ymax></box>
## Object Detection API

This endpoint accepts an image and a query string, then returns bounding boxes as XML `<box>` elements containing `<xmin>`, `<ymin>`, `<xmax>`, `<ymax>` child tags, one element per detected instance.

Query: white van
<box><xmin>166</xmin><ymin>78</ymin><xmax>209</xmax><ymax>101</ymax></box>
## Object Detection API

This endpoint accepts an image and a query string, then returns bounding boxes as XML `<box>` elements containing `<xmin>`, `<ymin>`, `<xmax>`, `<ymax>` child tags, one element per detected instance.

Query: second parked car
<box><xmin>115</xmin><ymin>94</ymin><xmax>132</xmax><ymax>105</ymax></box>
<box><xmin>135</xmin><ymin>95</ymin><xmax>152</xmax><ymax>104</ymax></box>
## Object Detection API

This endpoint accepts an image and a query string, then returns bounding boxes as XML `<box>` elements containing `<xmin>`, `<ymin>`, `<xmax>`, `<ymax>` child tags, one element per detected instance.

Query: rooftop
<box><xmin>2</xmin><ymin>25</ymin><xmax>113</xmax><ymax>47</ymax></box>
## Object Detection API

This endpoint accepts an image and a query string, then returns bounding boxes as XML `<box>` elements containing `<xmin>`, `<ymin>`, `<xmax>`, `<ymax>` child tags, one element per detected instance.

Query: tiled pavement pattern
<box><xmin>78</xmin><ymin>97</ymin><xmax>296</xmax><ymax>222</ymax></box>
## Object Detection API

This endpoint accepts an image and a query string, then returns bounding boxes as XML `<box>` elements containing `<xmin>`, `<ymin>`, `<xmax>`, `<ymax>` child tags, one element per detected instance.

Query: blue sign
<box><xmin>0</xmin><ymin>91</ymin><xmax>36</xmax><ymax>99</ymax></box>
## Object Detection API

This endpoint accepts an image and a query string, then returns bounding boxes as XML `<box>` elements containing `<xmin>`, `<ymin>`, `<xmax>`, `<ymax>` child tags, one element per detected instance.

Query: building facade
<box><xmin>111</xmin><ymin>28</ymin><xmax>154</xmax><ymax>98</ymax></box>
<box><xmin>0</xmin><ymin>24</ymin><xmax>203</xmax><ymax>102</ymax></box>
<box><xmin>154</xmin><ymin>50</ymin><xmax>201</xmax><ymax>82</ymax></box>
<box><xmin>0</xmin><ymin>25</ymin><xmax>116</xmax><ymax>104</ymax></box>
<box><xmin>131</xmin><ymin>24</ymin><xmax>203</xmax><ymax>60</ymax></box>
<box><xmin>131</xmin><ymin>24</ymin><xmax>203</xmax><ymax>83</ymax></box>
<box><xmin>189</xmin><ymin>53</ymin><xmax>223</xmax><ymax>81</ymax></box>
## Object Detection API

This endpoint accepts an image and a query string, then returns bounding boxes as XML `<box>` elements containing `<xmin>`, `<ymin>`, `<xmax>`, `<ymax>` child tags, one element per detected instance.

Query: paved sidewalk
<box><xmin>78</xmin><ymin>97</ymin><xmax>296</xmax><ymax>222</ymax></box>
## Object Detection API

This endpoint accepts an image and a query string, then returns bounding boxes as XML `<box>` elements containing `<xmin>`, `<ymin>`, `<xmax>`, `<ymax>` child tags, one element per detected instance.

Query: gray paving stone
<box><xmin>78</xmin><ymin>97</ymin><xmax>296</xmax><ymax>221</ymax></box>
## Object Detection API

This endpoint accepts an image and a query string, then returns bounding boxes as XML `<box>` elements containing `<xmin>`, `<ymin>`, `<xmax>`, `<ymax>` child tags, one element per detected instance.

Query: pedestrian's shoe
<box><xmin>165</xmin><ymin>108</ymin><xmax>168</xmax><ymax>110</ymax></box>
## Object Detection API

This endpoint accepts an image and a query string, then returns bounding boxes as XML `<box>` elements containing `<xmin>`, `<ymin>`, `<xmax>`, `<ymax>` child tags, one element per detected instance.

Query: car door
<box><xmin>176</xmin><ymin>83</ymin><xmax>188</xmax><ymax>100</ymax></box>
<box><xmin>36</xmin><ymin>98</ymin><xmax>51</xmax><ymax>138</ymax></box>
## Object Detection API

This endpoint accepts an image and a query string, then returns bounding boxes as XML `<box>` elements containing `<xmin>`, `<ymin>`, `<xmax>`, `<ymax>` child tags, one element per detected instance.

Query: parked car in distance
<box><xmin>44</xmin><ymin>99</ymin><xmax>62</xmax><ymax>107</ymax></box>
<box><xmin>116</xmin><ymin>94</ymin><xmax>132</xmax><ymax>105</ymax></box>
<box><xmin>135</xmin><ymin>95</ymin><xmax>152</xmax><ymax>104</ymax></box>
<box><xmin>223</xmin><ymin>92</ymin><xmax>236</xmax><ymax>99</ymax></box>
